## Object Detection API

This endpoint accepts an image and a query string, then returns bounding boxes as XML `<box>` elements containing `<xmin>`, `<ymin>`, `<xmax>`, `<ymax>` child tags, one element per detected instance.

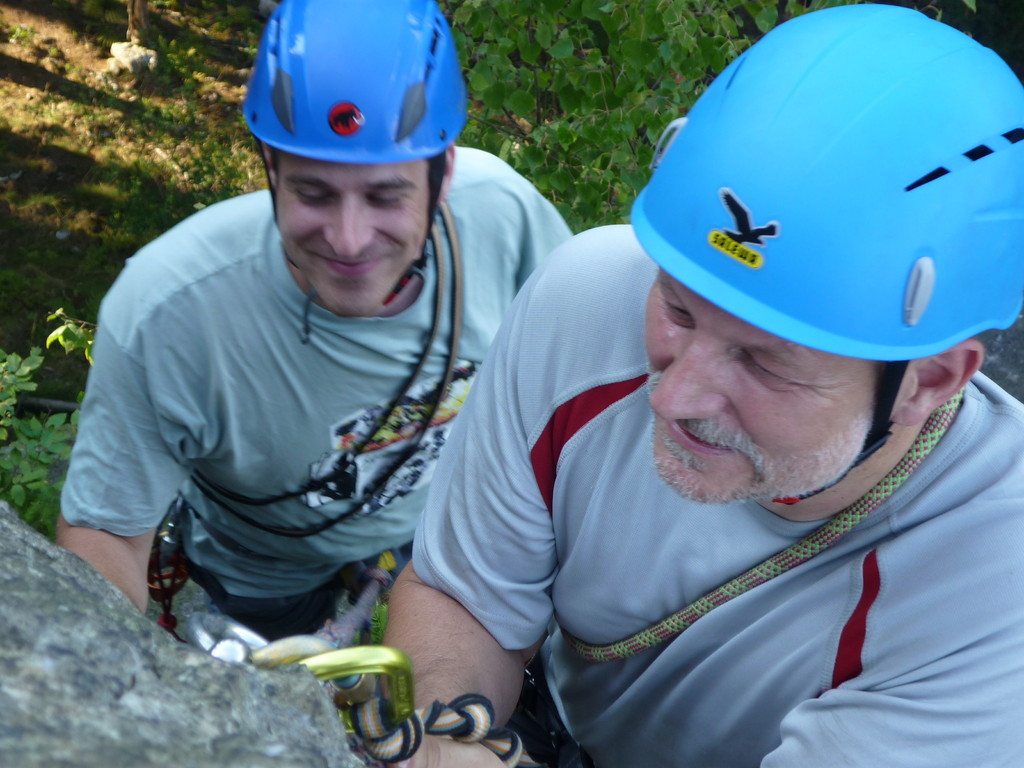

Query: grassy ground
<box><xmin>4</xmin><ymin>0</ymin><xmax>1023</xmax><ymax>404</ymax></box>
<box><xmin>1</xmin><ymin>0</ymin><xmax>266</xmax><ymax>401</ymax></box>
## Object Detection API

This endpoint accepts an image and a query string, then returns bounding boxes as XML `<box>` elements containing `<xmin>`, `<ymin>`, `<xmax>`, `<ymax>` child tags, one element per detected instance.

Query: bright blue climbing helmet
<box><xmin>632</xmin><ymin>4</ymin><xmax>1024</xmax><ymax>360</ymax></box>
<box><xmin>244</xmin><ymin>0</ymin><xmax>467</xmax><ymax>164</ymax></box>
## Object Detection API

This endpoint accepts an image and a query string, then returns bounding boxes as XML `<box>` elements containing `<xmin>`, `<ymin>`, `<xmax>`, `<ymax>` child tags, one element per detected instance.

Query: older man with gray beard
<box><xmin>366</xmin><ymin>5</ymin><xmax>1024</xmax><ymax>768</ymax></box>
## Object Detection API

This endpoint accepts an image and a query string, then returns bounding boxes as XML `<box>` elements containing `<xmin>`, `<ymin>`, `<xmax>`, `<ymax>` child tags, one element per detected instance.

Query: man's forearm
<box><xmin>384</xmin><ymin>563</ymin><xmax>539</xmax><ymax>722</ymax></box>
<box><xmin>56</xmin><ymin>514</ymin><xmax>155</xmax><ymax>612</ymax></box>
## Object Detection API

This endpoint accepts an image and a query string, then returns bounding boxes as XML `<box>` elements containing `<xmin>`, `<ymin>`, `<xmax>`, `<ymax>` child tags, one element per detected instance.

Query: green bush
<box><xmin>444</xmin><ymin>0</ymin><xmax>865</xmax><ymax>232</ymax></box>
<box><xmin>445</xmin><ymin>0</ymin><xmax>986</xmax><ymax>233</ymax></box>
<box><xmin>0</xmin><ymin>349</ymin><xmax>77</xmax><ymax>537</ymax></box>
<box><xmin>1</xmin><ymin>312</ymin><xmax>93</xmax><ymax>537</ymax></box>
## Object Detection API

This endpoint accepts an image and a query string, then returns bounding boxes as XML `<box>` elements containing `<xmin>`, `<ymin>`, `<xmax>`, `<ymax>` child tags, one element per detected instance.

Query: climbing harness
<box><xmin>190</xmin><ymin>200</ymin><xmax>464</xmax><ymax>536</ymax></box>
<box><xmin>566</xmin><ymin>391</ymin><xmax>965</xmax><ymax>662</ymax></box>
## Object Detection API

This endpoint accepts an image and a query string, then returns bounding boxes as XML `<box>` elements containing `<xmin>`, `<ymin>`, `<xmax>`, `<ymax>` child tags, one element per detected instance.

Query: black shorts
<box><xmin>185</xmin><ymin>556</ymin><xmax>343</xmax><ymax>641</ymax></box>
<box><xmin>510</xmin><ymin>655</ymin><xmax>594</xmax><ymax>768</ymax></box>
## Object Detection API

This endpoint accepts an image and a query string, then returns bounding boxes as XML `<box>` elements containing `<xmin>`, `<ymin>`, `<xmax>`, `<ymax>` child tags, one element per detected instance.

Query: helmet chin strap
<box><xmin>283</xmin><ymin>253</ymin><xmax>319</xmax><ymax>345</ymax></box>
<box><xmin>382</xmin><ymin>251</ymin><xmax>428</xmax><ymax>308</ymax></box>
<box><xmin>285</xmin><ymin>251</ymin><xmax>422</xmax><ymax>343</ymax></box>
<box><xmin>772</xmin><ymin>360</ymin><xmax>909</xmax><ymax>505</ymax></box>
<box><xmin>383</xmin><ymin>151</ymin><xmax>445</xmax><ymax>309</ymax></box>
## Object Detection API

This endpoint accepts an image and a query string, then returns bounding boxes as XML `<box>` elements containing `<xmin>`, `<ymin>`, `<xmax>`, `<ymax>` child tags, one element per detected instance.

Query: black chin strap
<box><xmin>772</xmin><ymin>359</ymin><xmax>908</xmax><ymax>505</ymax></box>
<box><xmin>854</xmin><ymin>360</ymin><xmax>909</xmax><ymax>465</ymax></box>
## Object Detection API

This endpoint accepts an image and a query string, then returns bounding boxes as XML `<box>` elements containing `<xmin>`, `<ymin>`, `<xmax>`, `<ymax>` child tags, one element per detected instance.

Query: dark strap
<box><xmin>190</xmin><ymin>202</ymin><xmax>464</xmax><ymax>537</ymax></box>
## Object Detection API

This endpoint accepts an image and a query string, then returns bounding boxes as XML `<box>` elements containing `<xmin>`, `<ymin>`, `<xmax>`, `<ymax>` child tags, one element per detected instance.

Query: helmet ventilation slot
<box><xmin>906</xmin><ymin>127</ymin><xmax>1024</xmax><ymax>191</ymax></box>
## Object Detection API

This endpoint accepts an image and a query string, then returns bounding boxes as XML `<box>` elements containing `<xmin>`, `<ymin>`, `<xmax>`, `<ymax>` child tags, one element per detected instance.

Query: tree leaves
<box><xmin>444</xmin><ymin>0</ymin><xmax>853</xmax><ymax>230</ymax></box>
<box><xmin>2</xmin><ymin>314</ymin><xmax>92</xmax><ymax>536</ymax></box>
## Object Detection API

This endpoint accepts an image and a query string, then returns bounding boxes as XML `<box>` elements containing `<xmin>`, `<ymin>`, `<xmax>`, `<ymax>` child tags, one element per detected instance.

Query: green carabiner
<box><xmin>299</xmin><ymin>646</ymin><xmax>415</xmax><ymax>727</ymax></box>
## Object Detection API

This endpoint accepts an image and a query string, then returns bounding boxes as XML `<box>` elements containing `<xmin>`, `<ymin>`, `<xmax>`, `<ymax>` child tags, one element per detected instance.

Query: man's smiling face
<box><xmin>645</xmin><ymin>270</ymin><xmax>879</xmax><ymax>505</ymax></box>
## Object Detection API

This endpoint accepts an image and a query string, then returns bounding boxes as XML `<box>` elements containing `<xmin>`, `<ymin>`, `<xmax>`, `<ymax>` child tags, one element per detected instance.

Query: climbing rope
<box><xmin>351</xmin><ymin>693</ymin><xmax>542</xmax><ymax>767</ymax></box>
<box><xmin>566</xmin><ymin>390</ymin><xmax>965</xmax><ymax>662</ymax></box>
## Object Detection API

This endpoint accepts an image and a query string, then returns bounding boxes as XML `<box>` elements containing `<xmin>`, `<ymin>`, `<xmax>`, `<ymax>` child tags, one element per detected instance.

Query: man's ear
<box><xmin>890</xmin><ymin>338</ymin><xmax>985</xmax><ymax>426</ymax></box>
<box><xmin>436</xmin><ymin>143</ymin><xmax>457</xmax><ymax>205</ymax></box>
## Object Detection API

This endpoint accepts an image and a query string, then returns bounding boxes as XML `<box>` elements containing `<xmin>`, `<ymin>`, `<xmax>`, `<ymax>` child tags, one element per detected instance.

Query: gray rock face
<box><xmin>0</xmin><ymin>503</ymin><xmax>360</xmax><ymax>768</ymax></box>
<box><xmin>980</xmin><ymin>321</ymin><xmax>1024</xmax><ymax>402</ymax></box>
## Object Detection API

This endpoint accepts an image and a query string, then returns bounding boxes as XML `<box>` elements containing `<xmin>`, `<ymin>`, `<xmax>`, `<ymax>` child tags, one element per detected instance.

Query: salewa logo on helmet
<box><xmin>328</xmin><ymin>102</ymin><xmax>365</xmax><ymax>137</ymax></box>
<box><xmin>708</xmin><ymin>188</ymin><xmax>779</xmax><ymax>270</ymax></box>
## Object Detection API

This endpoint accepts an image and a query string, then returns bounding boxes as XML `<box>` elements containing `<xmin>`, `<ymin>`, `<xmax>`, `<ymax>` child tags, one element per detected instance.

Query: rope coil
<box><xmin>352</xmin><ymin>693</ymin><xmax>542</xmax><ymax>766</ymax></box>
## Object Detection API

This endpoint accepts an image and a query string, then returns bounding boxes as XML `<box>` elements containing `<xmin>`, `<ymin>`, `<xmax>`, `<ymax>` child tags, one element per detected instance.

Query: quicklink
<box><xmin>301</xmin><ymin>646</ymin><xmax>415</xmax><ymax>730</ymax></box>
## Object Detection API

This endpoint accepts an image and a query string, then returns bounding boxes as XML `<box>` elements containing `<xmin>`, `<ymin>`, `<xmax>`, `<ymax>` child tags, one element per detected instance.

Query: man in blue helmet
<box><xmin>377</xmin><ymin>5</ymin><xmax>1024</xmax><ymax>767</ymax></box>
<box><xmin>56</xmin><ymin>0</ymin><xmax>571</xmax><ymax>641</ymax></box>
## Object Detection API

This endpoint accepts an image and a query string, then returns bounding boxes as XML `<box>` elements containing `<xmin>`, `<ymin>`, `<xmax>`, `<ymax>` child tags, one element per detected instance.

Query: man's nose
<box><xmin>649</xmin><ymin>340</ymin><xmax>731</xmax><ymax>422</ymax></box>
<box><xmin>324</xmin><ymin>200</ymin><xmax>374</xmax><ymax>256</ymax></box>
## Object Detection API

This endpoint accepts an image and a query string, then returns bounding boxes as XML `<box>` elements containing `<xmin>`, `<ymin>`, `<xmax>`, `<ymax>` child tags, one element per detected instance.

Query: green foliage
<box><xmin>370</xmin><ymin>599</ymin><xmax>389</xmax><ymax>645</ymax></box>
<box><xmin>0</xmin><ymin>0</ymin><xmax>265</xmax><ymax>402</ymax></box>
<box><xmin>0</xmin><ymin>350</ymin><xmax>41</xmax><ymax>443</ymax></box>
<box><xmin>0</xmin><ymin>348</ymin><xmax>78</xmax><ymax>538</ymax></box>
<box><xmin>444</xmin><ymin>0</ymin><xmax>866</xmax><ymax>231</ymax></box>
<box><xmin>46</xmin><ymin>309</ymin><xmax>96</xmax><ymax>364</ymax></box>
<box><xmin>9</xmin><ymin>24</ymin><xmax>38</xmax><ymax>43</ymax></box>
<box><xmin>1</xmin><ymin>312</ymin><xmax>94</xmax><ymax>537</ymax></box>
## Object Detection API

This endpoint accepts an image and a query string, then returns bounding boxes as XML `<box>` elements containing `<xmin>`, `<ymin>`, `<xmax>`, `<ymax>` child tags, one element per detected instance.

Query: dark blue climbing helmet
<box><xmin>244</xmin><ymin>0</ymin><xmax>467</xmax><ymax>164</ymax></box>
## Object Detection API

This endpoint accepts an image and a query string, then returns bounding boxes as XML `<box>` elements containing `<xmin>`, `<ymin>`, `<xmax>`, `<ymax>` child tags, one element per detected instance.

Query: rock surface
<box><xmin>0</xmin><ymin>502</ymin><xmax>360</xmax><ymax>768</ymax></box>
<box><xmin>980</xmin><ymin>321</ymin><xmax>1024</xmax><ymax>402</ymax></box>
<box><xmin>108</xmin><ymin>41</ymin><xmax>158</xmax><ymax>73</ymax></box>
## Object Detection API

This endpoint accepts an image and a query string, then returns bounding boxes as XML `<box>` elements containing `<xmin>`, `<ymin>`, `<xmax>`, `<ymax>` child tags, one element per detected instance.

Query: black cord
<box><xmin>299</xmin><ymin>286</ymin><xmax>317</xmax><ymax>344</ymax></box>
<box><xmin>190</xmin><ymin>204</ymin><xmax>463</xmax><ymax>537</ymax></box>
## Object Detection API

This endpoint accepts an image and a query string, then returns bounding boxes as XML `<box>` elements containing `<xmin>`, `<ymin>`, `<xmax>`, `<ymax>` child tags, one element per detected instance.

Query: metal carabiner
<box><xmin>184</xmin><ymin>612</ymin><xmax>269</xmax><ymax>664</ymax></box>
<box><xmin>250</xmin><ymin>635</ymin><xmax>336</xmax><ymax>668</ymax></box>
<box><xmin>299</xmin><ymin>646</ymin><xmax>415</xmax><ymax>727</ymax></box>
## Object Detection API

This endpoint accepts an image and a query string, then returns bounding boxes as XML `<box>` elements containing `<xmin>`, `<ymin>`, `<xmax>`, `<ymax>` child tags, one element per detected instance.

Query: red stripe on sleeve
<box><xmin>529</xmin><ymin>374</ymin><xmax>648</xmax><ymax>514</ymax></box>
<box><xmin>831</xmin><ymin>549</ymin><xmax>881</xmax><ymax>689</ymax></box>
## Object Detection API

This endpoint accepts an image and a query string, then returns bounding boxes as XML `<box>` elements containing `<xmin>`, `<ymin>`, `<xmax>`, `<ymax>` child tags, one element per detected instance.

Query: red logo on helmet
<box><xmin>328</xmin><ymin>102</ymin><xmax>365</xmax><ymax>137</ymax></box>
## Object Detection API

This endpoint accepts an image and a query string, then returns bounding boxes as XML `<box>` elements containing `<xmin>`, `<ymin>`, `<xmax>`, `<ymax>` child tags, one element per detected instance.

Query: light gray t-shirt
<box><xmin>62</xmin><ymin>147</ymin><xmax>572</xmax><ymax>596</ymax></box>
<box><xmin>415</xmin><ymin>225</ymin><xmax>1024</xmax><ymax>767</ymax></box>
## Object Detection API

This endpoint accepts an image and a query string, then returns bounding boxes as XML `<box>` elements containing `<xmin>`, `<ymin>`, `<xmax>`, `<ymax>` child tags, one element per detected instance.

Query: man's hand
<box><xmin>384</xmin><ymin>565</ymin><xmax>544</xmax><ymax>768</ymax></box>
<box><xmin>397</xmin><ymin>735</ymin><xmax>505</xmax><ymax>767</ymax></box>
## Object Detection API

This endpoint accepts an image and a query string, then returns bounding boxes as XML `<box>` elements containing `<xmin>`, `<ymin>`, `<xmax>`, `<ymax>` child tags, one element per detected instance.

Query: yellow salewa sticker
<box><xmin>709</xmin><ymin>188</ymin><xmax>779</xmax><ymax>270</ymax></box>
<box><xmin>708</xmin><ymin>230</ymin><xmax>764</xmax><ymax>268</ymax></box>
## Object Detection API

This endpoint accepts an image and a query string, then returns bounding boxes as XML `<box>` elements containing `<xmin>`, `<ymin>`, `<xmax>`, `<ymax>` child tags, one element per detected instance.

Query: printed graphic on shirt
<box><xmin>304</xmin><ymin>361</ymin><xmax>477</xmax><ymax>513</ymax></box>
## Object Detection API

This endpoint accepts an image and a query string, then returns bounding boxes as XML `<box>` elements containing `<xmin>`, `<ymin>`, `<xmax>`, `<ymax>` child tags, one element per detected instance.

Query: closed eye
<box><xmin>366</xmin><ymin>192</ymin><xmax>407</xmax><ymax>208</ymax></box>
<box><xmin>295</xmin><ymin>190</ymin><xmax>332</xmax><ymax>205</ymax></box>
<box><xmin>663</xmin><ymin>300</ymin><xmax>696</xmax><ymax>329</ymax></box>
<box><xmin>738</xmin><ymin>349</ymin><xmax>798</xmax><ymax>388</ymax></box>
<box><xmin>287</xmin><ymin>179</ymin><xmax>334</xmax><ymax>205</ymax></box>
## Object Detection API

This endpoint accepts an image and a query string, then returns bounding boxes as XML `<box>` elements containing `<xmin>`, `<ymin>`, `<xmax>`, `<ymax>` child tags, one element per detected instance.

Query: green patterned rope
<box><xmin>565</xmin><ymin>390</ymin><xmax>965</xmax><ymax>663</ymax></box>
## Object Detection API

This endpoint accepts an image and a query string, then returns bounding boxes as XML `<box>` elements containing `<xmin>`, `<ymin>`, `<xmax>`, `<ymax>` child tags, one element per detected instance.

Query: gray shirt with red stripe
<box><xmin>414</xmin><ymin>225</ymin><xmax>1024</xmax><ymax>767</ymax></box>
